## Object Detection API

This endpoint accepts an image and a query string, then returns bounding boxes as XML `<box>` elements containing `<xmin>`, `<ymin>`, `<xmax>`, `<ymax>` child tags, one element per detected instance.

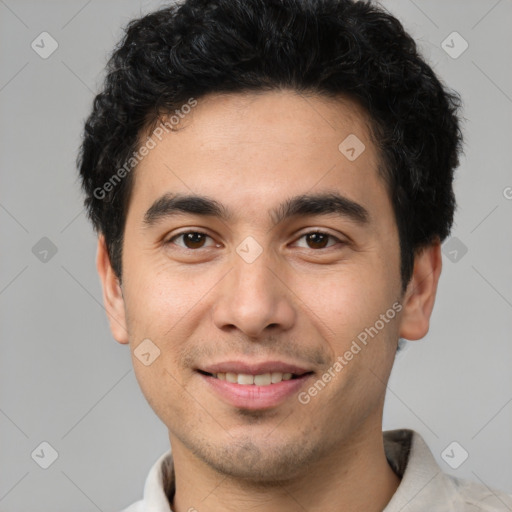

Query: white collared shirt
<box><xmin>120</xmin><ymin>429</ymin><xmax>512</xmax><ymax>511</ymax></box>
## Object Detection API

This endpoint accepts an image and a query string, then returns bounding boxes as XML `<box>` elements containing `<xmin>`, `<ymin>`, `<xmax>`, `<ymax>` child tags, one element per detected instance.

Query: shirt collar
<box><xmin>140</xmin><ymin>448</ymin><xmax>174</xmax><ymax>511</ymax></box>
<box><xmin>382</xmin><ymin>429</ymin><xmax>454</xmax><ymax>511</ymax></box>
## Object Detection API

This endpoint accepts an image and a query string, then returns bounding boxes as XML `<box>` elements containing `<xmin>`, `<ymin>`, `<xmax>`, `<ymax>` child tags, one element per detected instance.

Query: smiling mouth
<box><xmin>197</xmin><ymin>370</ymin><xmax>312</xmax><ymax>386</ymax></box>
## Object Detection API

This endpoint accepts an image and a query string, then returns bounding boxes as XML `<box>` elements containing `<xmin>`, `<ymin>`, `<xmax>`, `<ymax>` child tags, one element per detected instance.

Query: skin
<box><xmin>97</xmin><ymin>89</ymin><xmax>442</xmax><ymax>512</ymax></box>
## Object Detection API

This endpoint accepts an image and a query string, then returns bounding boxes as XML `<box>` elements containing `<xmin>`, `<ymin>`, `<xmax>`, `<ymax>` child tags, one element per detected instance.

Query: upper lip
<box><xmin>198</xmin><ymin>360</ymin><xmax>312</xmax><ymax>376</ymax></box>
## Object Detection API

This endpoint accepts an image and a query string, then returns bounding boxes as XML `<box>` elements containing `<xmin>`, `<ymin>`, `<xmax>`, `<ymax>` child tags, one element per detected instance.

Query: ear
<box><xmin>96</xmin><ymin>234</ymin><xmax>129</xmax><ymax>344</ymax></box>
<box><xmin>398</xmin><ymin>240</ymin><xmax>442</xmax><ymax>341</ymax></box>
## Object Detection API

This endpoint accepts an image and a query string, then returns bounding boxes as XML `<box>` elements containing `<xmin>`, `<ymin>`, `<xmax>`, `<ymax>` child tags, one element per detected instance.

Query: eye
<box><xmin>165</xmin><ymin>230</ymin><xmax>345</xmax><ymax>251</ymax></box>
<box><xmin>292</xmin><ymin>231</ymin><xmax>344</xmax><ymax>250</ymax></box>
<box><xmin>166</xmin><ymin>231</ymin><xmax>218</xmax><ymax>250</ymax></box>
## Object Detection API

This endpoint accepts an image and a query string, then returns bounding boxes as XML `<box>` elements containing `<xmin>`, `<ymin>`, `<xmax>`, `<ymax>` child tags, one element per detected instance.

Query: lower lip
<box><xmin>199</xmin><ymin>373</ymin><xmax>312</xmax><ymax>410</ymax></box>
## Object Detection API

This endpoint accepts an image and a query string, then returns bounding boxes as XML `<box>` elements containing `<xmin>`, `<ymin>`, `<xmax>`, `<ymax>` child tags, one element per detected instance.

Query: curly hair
<box><xmin>78</xmin><ymin>0</ymin><xmax>463</xmax><ymax>292</ymax></box>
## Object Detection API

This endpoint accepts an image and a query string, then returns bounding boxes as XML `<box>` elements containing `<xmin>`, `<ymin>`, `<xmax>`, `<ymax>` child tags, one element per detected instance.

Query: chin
<box><xmin>190</xmin><ymin>435</ymin><xmax>320</xmax><ymax>484</ymax></box>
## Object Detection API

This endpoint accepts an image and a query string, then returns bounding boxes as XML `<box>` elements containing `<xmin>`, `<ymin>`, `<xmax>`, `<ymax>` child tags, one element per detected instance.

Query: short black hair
<box><xmin>78</xmin><ymin>0</ymin><xmax>463</xmax><ymax>293</ymax></box>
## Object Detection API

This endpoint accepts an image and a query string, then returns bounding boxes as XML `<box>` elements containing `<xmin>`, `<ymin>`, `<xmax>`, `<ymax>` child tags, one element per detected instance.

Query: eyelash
<box><xmin>165</xmin><ymin>230</ymin><xmax>345</xmax><ymax>251</ymax></box>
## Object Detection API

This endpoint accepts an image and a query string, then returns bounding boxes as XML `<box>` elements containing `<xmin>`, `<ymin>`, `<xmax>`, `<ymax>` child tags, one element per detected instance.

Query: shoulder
<box><xmin>445</xmin><ymin>473</ymin><xmax>512</xmax><ymax>511</ymax></box>
<box><xmin>118</xmin><ymin>500</ymin><xmax>144</xmax><ymax>512</ymax></box>
<box><xmin>383</xmin><ymin>429</ymin><xmax>512</xmax><ymax>511</ymax></box>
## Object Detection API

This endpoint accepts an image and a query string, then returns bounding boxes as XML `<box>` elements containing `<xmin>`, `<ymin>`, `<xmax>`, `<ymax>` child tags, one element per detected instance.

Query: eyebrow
<box><xmin>143</xmin><ymin>191</ymin><xmax>370</xmax><ymax>228</ymax></box>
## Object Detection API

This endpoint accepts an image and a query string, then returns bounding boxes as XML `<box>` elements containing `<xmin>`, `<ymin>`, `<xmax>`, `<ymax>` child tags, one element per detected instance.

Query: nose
<box><xmin>211</xmin><ymin>246</ymin><xmax>296</xmax><ymax>339</ymax></box>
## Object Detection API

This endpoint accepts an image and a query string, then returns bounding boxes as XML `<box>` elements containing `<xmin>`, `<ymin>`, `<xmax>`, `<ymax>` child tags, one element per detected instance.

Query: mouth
<box><xmin>197</xmin><ymin>370</ymin><xmax>309</xmax><ymax>386</ymax></box>
<box><xmin>196</xmin><ymin>362</ymin><xmax>314</xmax><ymax>410</ymax></box>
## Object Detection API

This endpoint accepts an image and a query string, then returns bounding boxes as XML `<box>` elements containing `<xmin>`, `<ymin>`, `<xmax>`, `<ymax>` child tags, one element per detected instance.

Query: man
<box><xmin>78</xmin><ymin>0</ymin><xmax>511</xmax><ymax>510</ymax></box>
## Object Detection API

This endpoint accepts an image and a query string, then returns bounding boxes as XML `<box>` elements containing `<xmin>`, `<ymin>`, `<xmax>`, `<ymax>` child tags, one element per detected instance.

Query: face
<box><xmin>98</xmin><ymin>89</ymin><xmax>440</xmax><ymax>482</ymax></box>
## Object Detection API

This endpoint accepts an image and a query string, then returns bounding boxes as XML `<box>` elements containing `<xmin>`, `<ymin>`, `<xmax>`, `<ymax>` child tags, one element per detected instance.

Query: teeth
<box><xmin>271</xmin><ymin>372</ymin><xmax>283</xmax><ymax>383</ymax></box>
<box><xmin>254</xmin><ymin>373</ymin><xmax>271</xmax><ymax>386</ymax></box>
<box><xmin>237</xmin><ymin>374</ymin><xmax>254</xmax><ymax>385</ymax></box>
<box><xmin>213</xmin><ymin>371</ymin><xmax>297</xmax><ymax>386</ymax></box>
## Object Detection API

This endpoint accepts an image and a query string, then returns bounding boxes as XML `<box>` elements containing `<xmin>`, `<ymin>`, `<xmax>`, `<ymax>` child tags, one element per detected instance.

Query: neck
<box><xmin>169</xmin><ymin>422</ymin><xmax>401</xmax><ymax>512</ymax></box>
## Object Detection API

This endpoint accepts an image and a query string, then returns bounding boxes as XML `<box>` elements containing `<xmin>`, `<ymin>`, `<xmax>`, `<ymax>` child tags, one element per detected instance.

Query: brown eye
<box><xmin>305</xmin><ymin>232</ymin><xmax>329</xmax><ymax>249</ymax></box>
<box><xmin>293</xmin><ymin>231</ymin><xmax>343</xmax><ymax>250</ymax></box>
<box><xmin>167</xmin><ymin>231</ymin><xmax>216</xmax><ymax>250</ymax></box>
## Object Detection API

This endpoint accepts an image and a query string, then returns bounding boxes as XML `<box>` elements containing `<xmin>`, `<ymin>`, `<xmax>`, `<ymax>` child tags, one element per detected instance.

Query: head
<box><xmin>78</xmin><ymin>0</ymin><xmax>462</xmax><ymax>483</ymax></box>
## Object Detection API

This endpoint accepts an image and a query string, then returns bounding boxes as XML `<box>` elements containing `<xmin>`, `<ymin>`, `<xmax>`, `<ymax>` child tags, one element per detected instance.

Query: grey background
<box><xmin>0</xmin><ymin>0</ymin><xmax>511</xmax><ymax>510</ymax></box>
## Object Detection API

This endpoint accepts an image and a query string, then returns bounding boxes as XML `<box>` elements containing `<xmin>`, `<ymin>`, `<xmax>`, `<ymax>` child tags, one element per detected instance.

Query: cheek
<box><xmin>295</xmin><ymin>267</ymin><xmax>382</xmax><ymax>334</ymax></box>
<box><xmin>295</xmin><ymin>262</ymin><xmax>400</xmax><ymax>370</ymax></box>
<box><xmin>123</xmin><ymin>262</ymin><xmax>226</xmax><ymax>385</ymax></box>
<box><xmin>131</xmin><ymin>356</ymin><xmax>191</xmax><ymax>429</ymax></box>
<box><xmin>123</xmin><ymin>258</ymin><xmax>206</xmax><ymax>333</ymax></box>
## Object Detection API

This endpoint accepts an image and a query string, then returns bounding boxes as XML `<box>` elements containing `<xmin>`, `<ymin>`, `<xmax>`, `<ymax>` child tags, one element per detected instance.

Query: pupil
<box><xmin>308</xmin><ymin>233</ymin><xmax>327</xmax><ymax>248</ymax></box>
<box><xmin>186</xmin><ymin>232</ymin><xmax>204</xmax><ymax>248</ymax></box>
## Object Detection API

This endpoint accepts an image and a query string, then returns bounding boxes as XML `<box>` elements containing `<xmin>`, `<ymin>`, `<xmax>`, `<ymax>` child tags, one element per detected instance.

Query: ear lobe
<box><xmin>96</xmin><ymin>235</ymin><xmax>129</xmax><ymax>344</ymax></box>
<box><xmin>398</xmin><ymin>241</ymin><xmax>442</xmax><ymax>341</ymax></box>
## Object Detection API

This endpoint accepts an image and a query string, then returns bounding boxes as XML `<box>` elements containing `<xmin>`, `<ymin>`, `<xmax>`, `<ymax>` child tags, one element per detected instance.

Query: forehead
<box><xmin>128</xmin><ymin>89</ymin><xmax>388</xmax><ymax>227</ymax></box>
<box><xmin>157</xmin><ymin>89</ymin><xmax>374</xmax><ymax>157</ymax></box>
